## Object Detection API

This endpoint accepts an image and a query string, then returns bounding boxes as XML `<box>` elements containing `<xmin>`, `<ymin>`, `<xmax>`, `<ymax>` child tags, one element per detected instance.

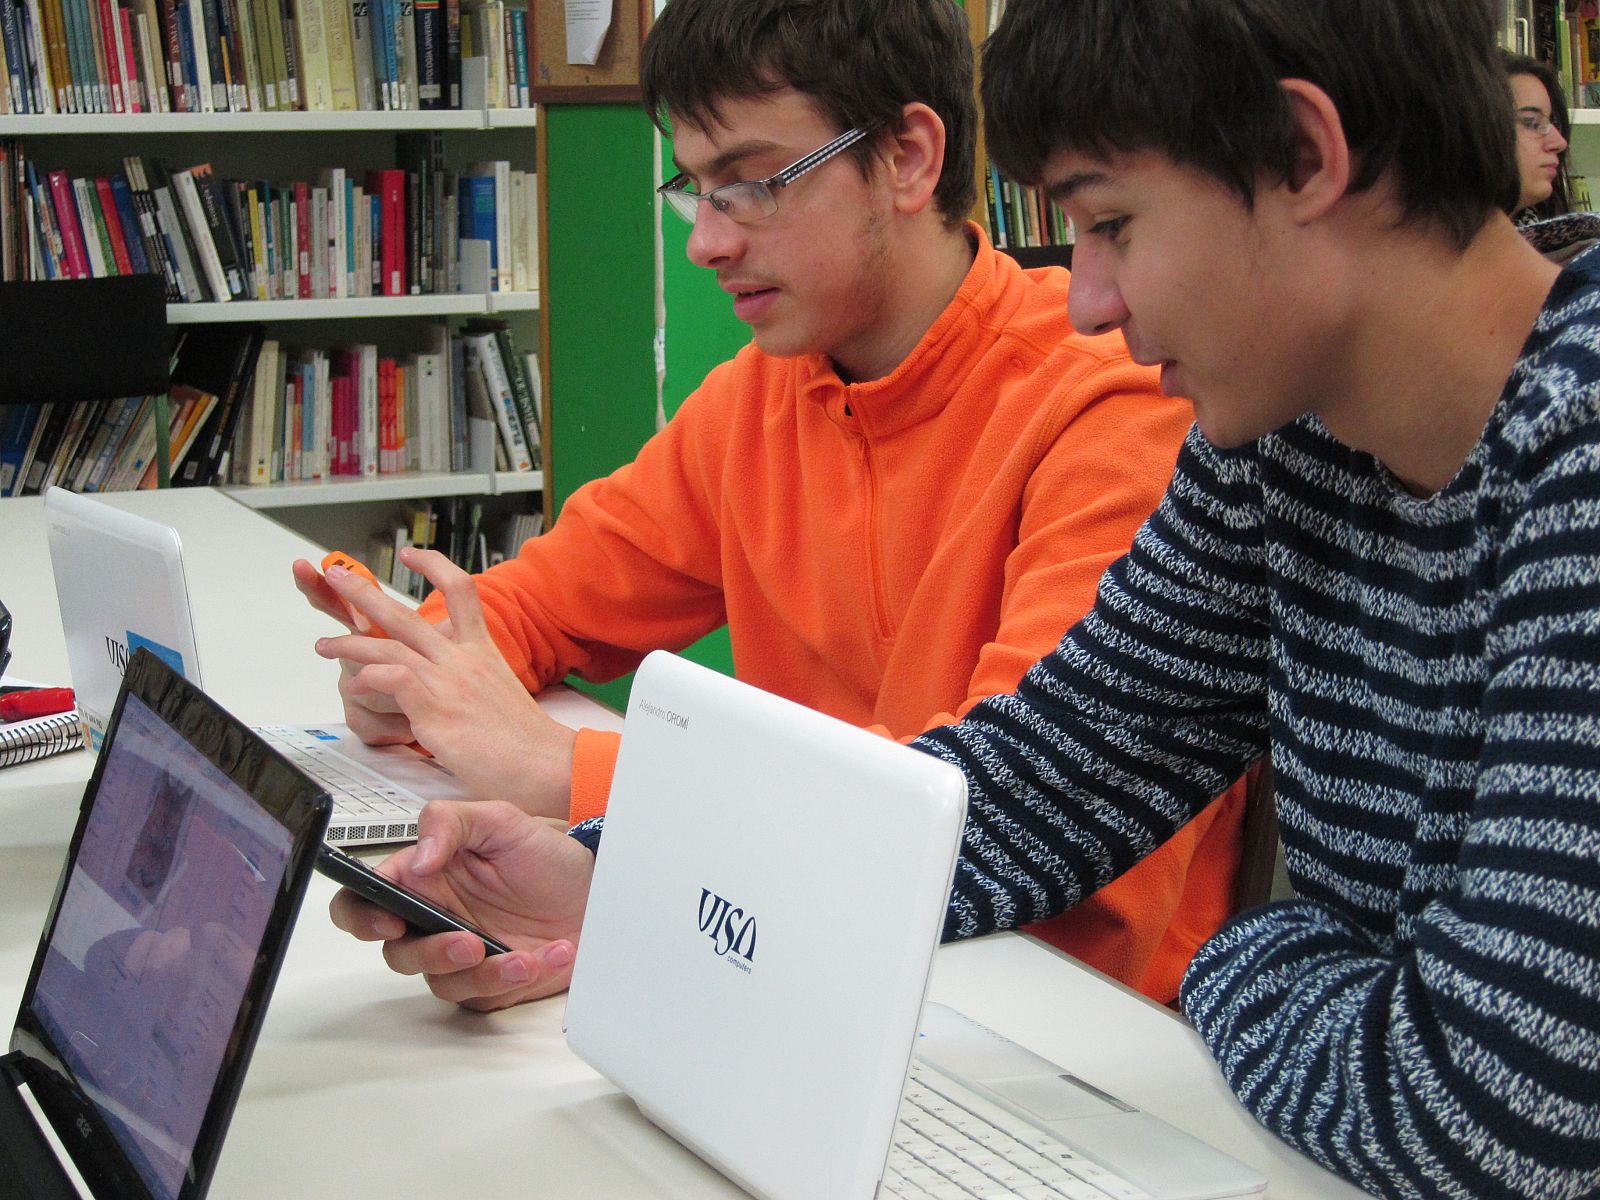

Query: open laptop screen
<box><xmin>9</xmin><ymin>649</ymin><xmax>329</xmax><ymax>1200</ymax></box>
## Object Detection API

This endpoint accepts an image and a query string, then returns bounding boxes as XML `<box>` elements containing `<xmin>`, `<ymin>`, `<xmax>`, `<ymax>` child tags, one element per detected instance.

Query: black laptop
<box><xmin>0</xmin><ymin>648</ymin><xmax>330</xmax><ymax>1199</ymax></box>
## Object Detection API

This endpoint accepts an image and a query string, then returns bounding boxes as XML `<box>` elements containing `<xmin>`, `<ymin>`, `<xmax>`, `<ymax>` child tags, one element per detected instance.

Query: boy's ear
<box><xmin>882</xmin><ymin>102</ymin><xmax>946</xmax><ymax>215</ymax></box>
<box><xmin>1274</xmin><ymin>78</ymin><xmax>1352</xmax><ymax>224</ymax></box>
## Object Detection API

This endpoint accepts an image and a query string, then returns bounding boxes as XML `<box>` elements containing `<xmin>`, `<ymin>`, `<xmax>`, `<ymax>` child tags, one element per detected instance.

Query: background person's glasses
<box><xmin>1517</xmin><ymin>110</ymin><xmax>1557</xmax><ymax>137</ymax></box>
<box><xmin>658</xmin><ymin>127</ymin><xmax>873</xmax><ymax>225</ymax></box>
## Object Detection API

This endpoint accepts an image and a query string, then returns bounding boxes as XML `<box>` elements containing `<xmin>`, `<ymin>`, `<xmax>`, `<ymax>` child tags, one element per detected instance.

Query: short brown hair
<box><xmin>982</xmin><ymin>0</ymin><xmax>1520</xmax><ymax>250</ymax></box>
<box><xmin>641</xmin><ymin>0</ymin><xmax>977</xmax><ymax>226</ymax></box>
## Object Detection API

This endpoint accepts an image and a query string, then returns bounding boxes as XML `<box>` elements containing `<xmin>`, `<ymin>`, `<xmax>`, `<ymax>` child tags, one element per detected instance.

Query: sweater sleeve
<box><xmin>1177</xmin><ymin>408</ymin><xmax>1600</xmax><ymax>1199</ymax></box>
<box><xmin>916</xmin><ymin>427</ymin><xmax>1272</xmax><ymax>937</ymax></box>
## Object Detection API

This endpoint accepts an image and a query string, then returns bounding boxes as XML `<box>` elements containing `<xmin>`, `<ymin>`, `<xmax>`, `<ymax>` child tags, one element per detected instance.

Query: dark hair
<box><xmin>981</xmin><ymin>0</ymin><xmax>1520</xmax><ymax>250</ymax></box>
<box><xmin>1503</xmin><ymin>50</ymin><xmax>1572</xmax><ymax>219</ymax></box>
<box><xmin>640</xmin><ymin>0</ymin><xmax>977</xmax><ymax>227</ymax></box>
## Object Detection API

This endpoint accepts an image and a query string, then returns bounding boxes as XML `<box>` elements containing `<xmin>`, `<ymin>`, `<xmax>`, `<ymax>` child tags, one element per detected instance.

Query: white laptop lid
<box><xmin>564</xmin><ymin>651</ymin><xmax>968</xmax><ymax>1200</ymax></box>
<box><xmin>44</xmin><ymin>488</ymin><xmax>204</xmax><ymax>751</ymax></box>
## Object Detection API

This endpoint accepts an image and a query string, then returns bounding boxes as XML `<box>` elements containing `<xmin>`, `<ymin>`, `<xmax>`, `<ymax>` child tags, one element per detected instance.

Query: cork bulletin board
<box><xmin>532</xmin><ymin>0</ymin><xmax>652</xmax><ymax>103</ymax></box>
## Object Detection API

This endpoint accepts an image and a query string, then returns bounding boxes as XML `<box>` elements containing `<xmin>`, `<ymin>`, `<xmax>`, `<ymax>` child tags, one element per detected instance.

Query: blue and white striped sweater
<box><xmin>915</xmin><ymin>247</ymin><xmax>1600</xmax><ymax>1198</ymax></box>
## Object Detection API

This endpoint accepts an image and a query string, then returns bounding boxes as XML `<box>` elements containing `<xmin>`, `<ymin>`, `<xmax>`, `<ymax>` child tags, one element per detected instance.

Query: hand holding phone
<box><xmin>320</xmin><ymin>551</ymin><xmax>389</xmax><ymax>637</ymax></box>
<box><xmin>316</xmin><ymin>843</ymin><xmax>511</xmax><ymax>955</ymax></box>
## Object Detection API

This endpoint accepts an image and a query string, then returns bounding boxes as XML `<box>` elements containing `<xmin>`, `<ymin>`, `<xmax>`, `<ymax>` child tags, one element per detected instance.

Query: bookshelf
<box><xmin>1</xmin><ymin>99</ymin><xmax>548</xmax><ymax>569</ymax></box>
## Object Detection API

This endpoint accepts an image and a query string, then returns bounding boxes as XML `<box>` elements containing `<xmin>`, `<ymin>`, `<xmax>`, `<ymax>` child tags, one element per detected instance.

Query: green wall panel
<box><xmin>545</xmin><ymin>105</ymin><xmax>658</xmax><ymax>510</ymax></box>
<box><xmin>546</xmin><ymin>104</ymin><xmax>657</xmax><ymax>711</ymax></box>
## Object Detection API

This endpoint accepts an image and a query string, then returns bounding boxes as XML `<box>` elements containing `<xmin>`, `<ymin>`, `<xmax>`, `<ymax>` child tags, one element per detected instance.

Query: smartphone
<box><xmin>316</xmin><ymin>843</ymin><xmax>512</xmax><ymax>956</ymax></box>
<box><xmin>320</xmin><ymin>550</ymin><xmax>389</xmax><ymax>637</ymax></box>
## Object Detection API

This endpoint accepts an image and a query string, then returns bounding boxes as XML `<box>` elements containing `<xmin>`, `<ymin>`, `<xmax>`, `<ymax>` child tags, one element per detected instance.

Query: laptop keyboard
<box><xmin>882</xmin><ymin>1064</ymin><xmax>1150</xmax><ymax>1200</ymax></box>
<box><xmin>255</xmin><ymin>726</ymin><xmax>425</xmax><ymax>841</ymax></box>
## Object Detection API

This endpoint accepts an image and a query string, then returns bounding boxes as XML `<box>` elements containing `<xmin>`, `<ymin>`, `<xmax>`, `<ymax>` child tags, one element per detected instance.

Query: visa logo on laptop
<box><xmin>698</xmin><ymin>888</ymin><xmax>758</xmax><ymax>969</ymax></box>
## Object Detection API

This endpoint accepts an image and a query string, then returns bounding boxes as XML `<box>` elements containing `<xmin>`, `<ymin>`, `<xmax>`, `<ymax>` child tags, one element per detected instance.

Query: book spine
<box><xmin>40</xmin><ymin>0</ymin><xmax>68</xmax><ymax>110</ymax></box>
<box><xmin>181</xmin><ymin>0</ymin><xmax>213</xmax><ymax>110</ymax></box>
<box><xmin>80</xmin><ymin>0</ymin><xmax>108</xmax><ymax>110</ymax></box>
<box><xmin>326</xmin><ymin>0</ymin><xmax>356</xmax><ymax>108</ymax></box>
<box><xmin>273</xmin><ymin>0</ymin><xmax>292</xmax><ymax>106</ymax></box>
<box><xmin>56</xmin><ymin>0</ymin><xmax>82</xmax><ymax>111</ymax></box>
<box><xmin>412</xmin><ymin>0</ymin><xmax>436</xmax><ymax>107</ymax></box>
<box><xmin>169</xmin><ymin>165</ymin><xmax>228</xmax><ymax>299</ymax></box>
<box><xmin>508</xmin><ymin>1</ymin><xmax>521</xmax><ymax>105</ymax></box>
<box><xmin>152</xmin><ymin>0</ymin><xmax>182</xmax><ymax>108</ymax></box>
<box><xmin>1</xmin><ymin>0</ymin><xmax>29</xmax><ymax>110</ymax></box>
<box><xmin>192</xmin><ymin>161</ymin><xmax>246</xmax><ymax>297</ymax></box>
<box><xmin>95</xmin><ymin>0</ymin><xmax>123</xmax><ymax>108</ymax></box>
<box><xmin>489</xmin><ymin>323</ymin><xmax>536</xmax><ymax>451</ymax></box>
<box><xmin>46</xmin><ymin>169</ymin><xmax>90</xmax><ymax>277</ymax></box>
<box><xmin>247</xmin><ymin>0</ymin><xmax>276</xmax><ymax>106</ymax></box>
<box><xmin>121</xmin><ymin>156</ymin><xmax>179</xmax><ymax>298</ymax></box>
<box><xmin>68</xmin><ymin>177</ymin><xmax>106</xmax><ymax>276</ymax></box>
<box><xmin>147</xmin><ymin>158</ymin><xmax>206</xmax><ymax>300</ymax></box>
<box><xmin>196</xmin><ymin>0</ymin><xmax>227</xmax><ymax>109</ymax></box>
<box><xmin>93</xmin><ymin>175</ymin><xmax>135</xmax><ymax>273</ymax></box>
<box><xmin>464</xmin><ymin>331</ymin><xmax>528</xmax><ymax>470</ymax></box>
<box><xmin>229</xmin><ymin>0</ymin><xmax>257</xmax><ymax>110</ymax></box>
<box><xmin>441</xmin><ymin>0</ymin><xmax>454</xmax><ymax>106</ymax></box>
<box><xmin>20</xmin><ymin>0</ymin><xmax>52</xmax><ymax>113</ymax></box>
<box><xmin>347</xmin><ymin>0</ymin><xmax>372</xmax><ymax>108</ymax></box>
<box><xmin>106</xmin><ymin>173</ymin><xmax>149</xmax><ymax>275</ymax></box>
<box><xmin>117</xmin><ymin>2</ymin><xmax>140</xmax><ymax>109</ymax></box>
<box><xmin>291</xmin><ymin>0</ymin><xmax>326</xmax><ymax>108</ymax></box>
<box><xmin>291</xmin><ymin>176</ymin><xmax>310</xmax><ymax>296</ymax></box>
<box><xmin>393</xmin><ymin>0</ymin><xmax>410</xmax><ymax>108</ymax></box>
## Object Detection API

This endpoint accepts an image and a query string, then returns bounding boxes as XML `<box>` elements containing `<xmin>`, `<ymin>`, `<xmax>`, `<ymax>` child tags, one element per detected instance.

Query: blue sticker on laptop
<box><xmin>303</xmin><ymin>729</ymin><xmax>339</xmax><ymax>741</ymax></box>
<box><xmin>126</xmin><ymin>631</ymin><xmax>188</xmax><ymax>677</ymax></box>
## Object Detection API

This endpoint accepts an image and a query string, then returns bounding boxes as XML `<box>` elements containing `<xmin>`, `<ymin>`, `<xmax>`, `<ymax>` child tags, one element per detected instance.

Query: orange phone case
<box><xmin>320</xmin><ymin>551</ymin><xmax>387</xmax><ymax>637</ymax></box>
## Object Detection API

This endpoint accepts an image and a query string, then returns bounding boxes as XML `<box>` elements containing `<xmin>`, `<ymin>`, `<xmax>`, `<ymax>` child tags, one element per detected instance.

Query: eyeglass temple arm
<box><xmin>772</xmin><ymin>129</ymin><xmax>870</xmax><ymax>187</ymax></box>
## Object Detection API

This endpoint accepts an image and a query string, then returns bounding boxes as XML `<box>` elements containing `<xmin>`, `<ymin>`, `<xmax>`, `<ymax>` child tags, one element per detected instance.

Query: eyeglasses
<box><xmin>1517</xmin><ymin>110</ymin><xmax>1558</xmax><ymax>137</ymax></box>
<box><xmin>658</xmin><ymin>126</ymin><xmax>873</xmax><ymax>225</ymax></box>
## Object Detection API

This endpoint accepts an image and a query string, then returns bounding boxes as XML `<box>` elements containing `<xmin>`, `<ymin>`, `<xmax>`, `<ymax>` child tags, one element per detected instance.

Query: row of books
<box><xmin>0</xmin><ymin>0</ymin><xmax>532</xmax><ymax>114</ymax></box>
<box><xmin>222</xmin><ymin>317</ymin><xmax>542</xmax><ymax>487</ymax></box>
<box><xmin>0</xmin><ymin>316</ymin><xmax>540</xmax><ymax>498</ymax></box>
<box><xmin>367</xmin><ymin>494</ymin><xmax>541</xmax><ymax>600</ymax></box>
<box><xmin>982</xmin><ymin>162</ymin><xmax>1071</xmax><ymax>252</ymax></box>
<box><xmin>0</xmin><ymin>324</ymin><xmax>262</xmax><ymax>496</ymax></box>
<box><xmin>0</xmin><ymin>140</ymin><xmax>538</xmax><ymax>299</ymax></box>
<box><xmin>975</xmin><ymin>1</ymin><xmax>1071</xmax><ymax>251</ymax></box>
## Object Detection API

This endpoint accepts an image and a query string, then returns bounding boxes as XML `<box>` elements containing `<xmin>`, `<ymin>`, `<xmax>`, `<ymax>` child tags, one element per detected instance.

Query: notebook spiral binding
<box><xmin>0</xmin><ymin>711</ymin><xmax>85</xmax><ymax>768</ymax></box>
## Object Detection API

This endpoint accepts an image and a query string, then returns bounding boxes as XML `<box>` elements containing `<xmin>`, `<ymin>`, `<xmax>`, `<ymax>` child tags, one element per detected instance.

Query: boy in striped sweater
<box><xmin>907</xmin><ymin>1</ymin><xmax>1600</xmax><ymax>1196</ymax></box>
<box><xmin>321</xmin><ymin>0</ymin><xmax>1600</xmax><ymax>1194</ymax></box>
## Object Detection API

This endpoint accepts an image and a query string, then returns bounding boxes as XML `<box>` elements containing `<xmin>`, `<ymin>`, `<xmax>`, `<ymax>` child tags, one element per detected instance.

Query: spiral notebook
<box><xmin>0</xmin><ymin>691</ymin><xmax>84</xmax><ymax>769</ymax></box>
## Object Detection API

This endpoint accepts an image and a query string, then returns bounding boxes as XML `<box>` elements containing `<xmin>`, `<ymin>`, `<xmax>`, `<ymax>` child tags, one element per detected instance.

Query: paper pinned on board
<box><xmin>566</xmin><ymin>0</ymin><xmax>614</xmax><ymax>65</ymax></box>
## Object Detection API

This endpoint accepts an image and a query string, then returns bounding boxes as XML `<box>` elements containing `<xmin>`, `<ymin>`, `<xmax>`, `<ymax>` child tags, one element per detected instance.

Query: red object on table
<box><xmin>0</xmin><ymin>687</ymin><xmax>76</xmax><ymax>722</ymax></box>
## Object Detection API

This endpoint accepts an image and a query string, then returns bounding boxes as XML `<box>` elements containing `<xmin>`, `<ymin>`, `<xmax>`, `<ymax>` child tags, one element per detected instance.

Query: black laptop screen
<box><xmin>28</xmin><ymin>692</ymin><xmax>293</xmax><ymax>1200</ymax></box>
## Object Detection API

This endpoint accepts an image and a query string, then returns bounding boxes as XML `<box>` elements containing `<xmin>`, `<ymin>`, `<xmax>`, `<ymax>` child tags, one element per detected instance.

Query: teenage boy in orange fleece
<box><xmin>299</xmin><ymin>0</ymin><xmax>1246</xmax><ymax>1006</ymax></box>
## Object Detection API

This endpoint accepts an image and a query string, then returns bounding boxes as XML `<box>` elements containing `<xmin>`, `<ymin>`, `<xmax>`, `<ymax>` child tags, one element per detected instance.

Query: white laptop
<box><xmin>42</xmin><ymin>486</ymin><xmax>471</xmax><ymax>847</ymax></box>
<box><xmin>565</xmin><ymin>651</ymin><xmax>1268</xmax><ymax>1200</ymax></box>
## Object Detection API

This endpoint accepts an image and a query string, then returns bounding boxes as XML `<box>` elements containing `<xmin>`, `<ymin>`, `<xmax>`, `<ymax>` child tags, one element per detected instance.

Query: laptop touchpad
<box><xmin>989</xmin><ymin>1074</ymin><xmax>1133</xmax><ymax>1121</ymax></box>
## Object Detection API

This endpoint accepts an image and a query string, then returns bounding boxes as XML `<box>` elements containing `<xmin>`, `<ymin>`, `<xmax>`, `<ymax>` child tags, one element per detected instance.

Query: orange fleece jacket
<box><xmin>421</xmin><ymin>226</ymin><xmax>1247</xmax><ymax>1003</ymax></box>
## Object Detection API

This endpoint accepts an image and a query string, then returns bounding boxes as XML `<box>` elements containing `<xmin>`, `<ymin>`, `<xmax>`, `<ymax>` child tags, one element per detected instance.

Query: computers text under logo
<box><xmin>698</xmin><ymin>888</ymin><xmax>757</xmax><ymax>973</ymax></box>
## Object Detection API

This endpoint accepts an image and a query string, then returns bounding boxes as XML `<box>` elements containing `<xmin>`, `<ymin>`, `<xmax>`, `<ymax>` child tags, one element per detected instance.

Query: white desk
<box><xmin>0</xmin><ymin>489</ymin><xmax>1362</xmax><ymax>1198</ymax></box>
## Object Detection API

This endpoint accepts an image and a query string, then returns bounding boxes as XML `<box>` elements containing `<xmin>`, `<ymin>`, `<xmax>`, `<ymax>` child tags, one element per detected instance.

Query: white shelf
<box><xmin>488</xmin><ymin>291</ymin><xmax>540</xmax><ymax>313</ymax></box>
<box><xmin>1573</xmin><ymin>109</ymin><xmax>1600</xmax><ymax>126</ymax></box>
<box><xmin>487</xmin><ymin>109</ymin><xmax>538</xmax><ymax>129</ymax></box>
<box><xmin>166</xmin><ymin>292</ymin><xmax>540</xmax><ymax>323</ymax></box>
<box><xmin>491</xmin><ymin>470</ymin><xmax>544</xmax><ymax>495</ymax></box>
<box><xmin>0</xmin><ymin>109</ymin><xmax>535</xmax><ymax>134</ymax></box>
<box><xmin>222</xmin><ymin>469</ymin><xmax>544</xmax><ymax>509</ymax></box>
